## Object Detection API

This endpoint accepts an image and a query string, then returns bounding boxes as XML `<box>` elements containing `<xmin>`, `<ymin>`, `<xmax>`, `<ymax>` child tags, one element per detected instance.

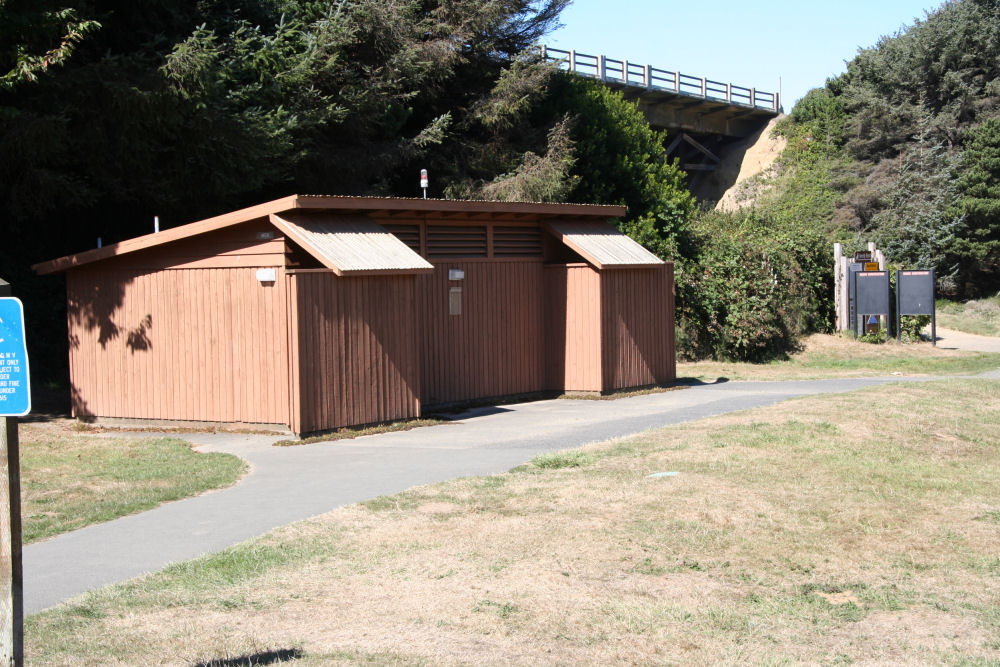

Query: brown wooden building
<box><xmin>34</xmin><ymin>195</ymin><xmax>675</xmax><ymax>434</ymax></box>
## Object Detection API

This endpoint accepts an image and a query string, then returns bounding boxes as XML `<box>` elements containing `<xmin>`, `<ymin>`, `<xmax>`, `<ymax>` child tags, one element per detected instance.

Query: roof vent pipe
<box><xmin>97</xmin><ymin>237</ymin><xmax>102</xmax><ymax>248</ymax></box>
<box><xmin>154</xmin><ymin>216</ymin><xmax>160</xmax><ymax>233</ymax></box>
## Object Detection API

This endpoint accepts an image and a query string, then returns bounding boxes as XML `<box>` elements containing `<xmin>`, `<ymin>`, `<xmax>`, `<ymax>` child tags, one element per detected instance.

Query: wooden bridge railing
<box><xmin>542</xmin><ymin>46</ymin><xmax>781</xmax><ymax>113</ymax></box>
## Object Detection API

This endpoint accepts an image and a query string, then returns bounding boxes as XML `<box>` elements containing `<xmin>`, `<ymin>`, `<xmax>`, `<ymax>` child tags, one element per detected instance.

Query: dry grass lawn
<box><xmin>937</xmin><ymin>294</ymin><xmax>1000</xmax><ymax>337</ymax></box>
<box><xmin>26</xmin><ymin>378</ymin><xmax>1000</xmax><ymax>665</ymax></box>
<box><xmin>679</xmin><ymin>332</ymin><xmax>1000</xmax><ymax>381</ymax></box>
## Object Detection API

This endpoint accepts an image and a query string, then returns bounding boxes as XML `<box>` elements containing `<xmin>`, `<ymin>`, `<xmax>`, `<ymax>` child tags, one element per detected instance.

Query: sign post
<box><xmin>853</xmin><ymin>270</ymin><xmax>891</xmax><ymax>339</ymax></box>
<box><xmin>896</xmin><ymin>269</ymin><xmax>936</xmax><ymax>345</ymax></box>
<box><xmin>0</xmin><ymin>279</ymin><xmax>27</xmax><ymax>667</ymax></box>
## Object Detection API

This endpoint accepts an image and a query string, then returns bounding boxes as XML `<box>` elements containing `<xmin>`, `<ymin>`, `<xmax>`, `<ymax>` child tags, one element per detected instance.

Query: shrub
<box><xmin>676</xmin><ymin>210</ymin><xmax>832</xmax><ymax>362</ymax></box>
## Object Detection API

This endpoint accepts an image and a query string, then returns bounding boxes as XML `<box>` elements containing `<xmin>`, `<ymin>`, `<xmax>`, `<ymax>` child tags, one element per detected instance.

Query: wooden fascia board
<box><xmin>339</xmin><ymin>267</ymin><xmax>433</xmax><ymax>276</ymax></box>
<box><xmin>268</xmin><ymin>213</ymin><xmax>344</xmax><ymax>276</ymax></box>
<box><xmin>33</xmin><ymin>195</ymin><xmax>300</xmax><ymax>275</ymax></box>
<box><xmin>293</xmin><ymin>195</ymin><xmax>626</xmax><ymax>218</ymax></box>
<box><xmin>286</xmin><ymin>267</ymin><xmax>432</xmax><ymax>276</ymax></box>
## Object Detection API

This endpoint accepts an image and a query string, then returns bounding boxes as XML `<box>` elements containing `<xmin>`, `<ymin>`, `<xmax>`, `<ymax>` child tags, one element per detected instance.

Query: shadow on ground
<box><xmin>674</xmin><ymin>377</ymin><xmax>730</xmax><ymax>386</ymax></box>
<box><xmin>192</xmin><ymin>648</ymin><xmax>303</xmax><ymax>667</ymax></box>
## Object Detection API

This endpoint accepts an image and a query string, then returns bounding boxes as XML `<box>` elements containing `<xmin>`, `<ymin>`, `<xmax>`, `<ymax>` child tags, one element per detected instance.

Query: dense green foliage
<box><xmin>676</xmin><ymin>210</ymin><xmax>831</xmax><ymax>361</ymax></box>
<box><xmin>770</xmin><ymin>0</ymin><xmax>1000</xmax><ymax>298</ymax></box>
<box><xmin>451</xmin><ymin>72</ymin><xmax>695</xmax><ymax>256</ymax></box>
<box><xmin>0</xmin><ymin>0</ymin><xmax>709</xmax><ymax>379</ymax></box>
<box><xmin>11</xmin><ymin>0</ymin><xmax>996</xmax><ymax>375</ymax></box>
<box><xmin>679</xmin><ymin>0</ymin><xmax>1000</xmax><ymax>362</ymax></box>
<box><xmin>541</xmin><ymin>75</ymin><xmax>694</xmax><ymax>257</ymax></box>
<box><xmin>0</xmin><ymin>0</ymin><xmax>572</xmax><ymax>383</ymax></box>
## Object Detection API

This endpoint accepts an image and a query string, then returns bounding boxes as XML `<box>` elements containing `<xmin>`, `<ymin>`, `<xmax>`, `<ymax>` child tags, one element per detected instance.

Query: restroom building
<box><xmin>34</xmin><ymin>195</ymin><xmax>675</xmax><ymax>434</ymax></box>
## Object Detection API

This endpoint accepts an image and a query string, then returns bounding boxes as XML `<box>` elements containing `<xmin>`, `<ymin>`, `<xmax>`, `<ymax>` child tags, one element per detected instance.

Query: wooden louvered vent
<box><xmin>493</xmin><ymin>225</ymin><xmax>542</xmax><ymax>258</ymax></box>
<box><xmin>426</xmin><ymin>225</ymin><xmax>487</xmax><ymax>259</ymax></box>
<box><xmin>381</xmin><ymin>223</ymin><xmax>421</xmax><ymax>253</ymax></box>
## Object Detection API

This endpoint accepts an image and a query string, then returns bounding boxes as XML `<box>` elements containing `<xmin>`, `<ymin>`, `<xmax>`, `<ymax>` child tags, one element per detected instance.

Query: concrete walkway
<box><xmin>23</xmin><ymin>371</ymin><xmax>1000</xmax><ymax>614</ymax></box>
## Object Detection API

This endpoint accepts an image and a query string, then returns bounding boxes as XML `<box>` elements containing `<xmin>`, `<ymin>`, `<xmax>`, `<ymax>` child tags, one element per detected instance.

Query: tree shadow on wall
<box><xmin>70</xmin><ymin>383</ymin><xmax>96</xmax><ymax>422</ymax></box>
<box><xmin>66</xmin><ymin>276</ymin><xmax>129</xmax><ymax>348</ymax></box>
<box><xmin>126</xmin><ymin>314</ymin><xmax>152</xmax><ymax>352</ymax></box>
<box><xmin>66</xmin><ymin>273</ymin><xmax>153</xmax><ymax>355</ymax></box>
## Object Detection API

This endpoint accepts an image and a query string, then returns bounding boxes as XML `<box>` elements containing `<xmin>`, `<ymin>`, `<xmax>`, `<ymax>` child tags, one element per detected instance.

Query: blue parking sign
<box><xmin>0</xmin><ymin>298</ymin><xmax>30</xmax><ymax>416</ymax></box>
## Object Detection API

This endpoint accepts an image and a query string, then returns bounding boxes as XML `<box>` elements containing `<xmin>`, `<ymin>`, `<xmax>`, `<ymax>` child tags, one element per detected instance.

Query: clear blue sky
<box><xmin>546</xmin><ymin>0</ymin><xmax>944</xmax><ymax>111</ymax></box>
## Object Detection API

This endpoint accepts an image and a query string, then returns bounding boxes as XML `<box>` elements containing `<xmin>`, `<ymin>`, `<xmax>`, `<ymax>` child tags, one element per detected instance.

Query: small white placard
<box><xmin>256</xmin><ymin>268</ymin><xmax>276</xmax><ymax>282</ymax></box>
<box><xmin>256</xmin><ymin>231</ymin><xmax>275</xmax><ymax>240</ymax></box>
<box><xmin>448</xmin><ymin>269</ymin><xmax>465</xmax><ymax>281</ymax></box>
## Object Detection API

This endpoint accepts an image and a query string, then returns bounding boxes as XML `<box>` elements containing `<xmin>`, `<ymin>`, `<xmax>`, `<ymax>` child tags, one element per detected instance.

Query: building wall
<box><xmin>600</xmin><ymin>263</ymin><xmax>676</xmax><ymax>390</ymax></box>
<box><xmin>416</xmin><ymin>260</ymin><xmax>545</xmax><ymax>405</ymax></box>
<box><xmin>544</xmin><ymin>264</ymin><xmax>603</xmax><ymax>391</ymax></box>
<box><xmin>66</xmin><ymin>264</ymin><xmax>291</xmax><ymax>425</ymax></box>
<box><xmin>62</xmin><ymin>213</ymin><xmax>675</xmax><ymax>432</ymax></box>
<box><xmin>288</xmin><ymin>271</ymin><xmax>421</xmax><ymax>433</ymax></box>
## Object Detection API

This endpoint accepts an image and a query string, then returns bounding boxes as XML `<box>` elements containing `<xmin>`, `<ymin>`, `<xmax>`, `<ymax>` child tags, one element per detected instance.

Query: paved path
<box><xmin>934</xmin><ymin>326</ymin><xmax>1000</xmax><ymax>352</ymax></box>
<box><xmin>23</xmin><ymin>371</ymin><xmax>1000</xmax><ymax>614</ymax></box>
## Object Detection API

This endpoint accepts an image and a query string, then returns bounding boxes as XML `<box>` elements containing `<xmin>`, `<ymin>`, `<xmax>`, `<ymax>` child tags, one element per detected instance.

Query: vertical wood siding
<box><xmin>544</xmin><ymin>264</ymin><xmax>603</xmax><ymax>391</ymax></box>
<box><xmin>66</xmin><ymin>266</ymin><xmax>290</xmax><ymax>424</ymax></box>
<box><xmin>290</xmin><ymin>272</ymin><xmax>421</xmax><ymax>433</ymax></box>
<box><xmin>600</xmin><ymin>264</ymin><xmax>676</xmax><ymax>390</ymax></box>
<box><xmin>417</xmin><ymin>261</ymin><xmax>545</xmax><ymax>405</ymax></box>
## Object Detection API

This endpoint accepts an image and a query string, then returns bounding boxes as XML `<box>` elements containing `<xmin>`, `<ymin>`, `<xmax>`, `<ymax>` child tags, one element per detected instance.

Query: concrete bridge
<box><xmin>542</xmin><ymin>46</ymin><xmax>784</xmax><ymax>195</ymax></box>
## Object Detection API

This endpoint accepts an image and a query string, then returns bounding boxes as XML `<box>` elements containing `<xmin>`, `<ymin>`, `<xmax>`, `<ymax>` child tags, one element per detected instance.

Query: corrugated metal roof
<box><xmin>545</xmin><ymin>221</ymin><xmax>664</xmax><ymax>269</ymax></box>
<box><xmin>270</xmin><ymin>213</ymin><xmax>433</xmax><ymax>275</ymax></box>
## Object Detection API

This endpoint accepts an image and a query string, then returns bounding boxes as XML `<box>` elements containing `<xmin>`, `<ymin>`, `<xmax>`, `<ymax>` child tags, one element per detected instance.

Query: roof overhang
<box><xmin>544</xmin><ymin>220</ymin><xmax>664</xmax><ymax>269</ymax></box>
<box><xmin>269</xmin><ymin>212</ymin><xmax>432</xmax><ymax>276</ymax></box>
<box><xmin>33</xmin><ymin>195</ymin><xmax>626</xmax><ymax>275</ymax></box>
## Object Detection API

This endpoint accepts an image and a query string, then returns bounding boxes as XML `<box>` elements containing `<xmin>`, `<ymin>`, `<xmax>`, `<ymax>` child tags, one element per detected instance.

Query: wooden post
<box><xmin>624</xmin><ymin>60</ymin><xmax>630</xmax><ymax>84</ymax></box>
<box><xmin>840</xmin><ymin>256</ymin><xmax>850</xmax><ymax>333</ymax></box>
<box><xmin>725</xmin><ymin>82</ymin><xmax>732</xmax><ymax>104</ymax></box>
<box><xmin>598</xmin><ymin>54</ymin><xmax>606</xmax><ymax>81</ymax></box>
<box><xmin>568</xmin><ymin>49</ymin><xmax>576</xmax><ymax>73</ymax></box>
<box><xmin>700</xmin><ymin>76</ymin><xmax>706</xmax><ymax>98</ymax></box>
<box><xmin>834</xmin><ymin>243</ymin><xmax>843</xmax><ymax>330</ymax></box>
<box><xmin>750</xmin><ymin>87</ymin><xmax>756</xmax><ymax>108</ymax></box>
<box><xmin>876</xmin><ymin>249</ymin><xmax>887</xmax><ymax>334</ymax></box>
<box><xmin>0</xmin><ymin>278</ymin><xmax>23</xmax><ymax>667</ymax></box>
<box><xmin>674</xmin><ymin>71</ymin><xmax>680</xmax><ymax>93</ymax></box>
<box><xmin>644</xmin><ymin>64</ymin><xmax>652</xmax><ymax>90</ymax></box>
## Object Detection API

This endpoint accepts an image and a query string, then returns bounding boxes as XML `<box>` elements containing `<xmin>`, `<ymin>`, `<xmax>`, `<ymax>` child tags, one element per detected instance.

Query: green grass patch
<box><xmin>273</xmin><ymin>418</ymin><xmax>443</xmax><ymax>446</ymax></box>
<box><xmin>20</xmin><ymin>428</ymin><xmax>245</xmax><ymax>543</ymax></box>
<box><xmin>531</xmin><ymin>451</ymin><xmax>596</xmax><ymax>469</ymax></box>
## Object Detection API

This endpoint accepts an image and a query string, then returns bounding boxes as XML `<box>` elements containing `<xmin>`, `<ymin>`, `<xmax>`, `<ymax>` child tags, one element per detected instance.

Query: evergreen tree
<box><xmin>954</xmin><ymin>115</ymin><xmax>1000</xmax><ymax>291</ymax></box>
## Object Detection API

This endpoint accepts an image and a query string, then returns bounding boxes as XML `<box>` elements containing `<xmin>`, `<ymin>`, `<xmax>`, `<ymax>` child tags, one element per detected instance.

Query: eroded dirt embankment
<box><xmin>691</xmin><ymin>115</ymin><xmax>786</xmax><ymax>210</ymax></box>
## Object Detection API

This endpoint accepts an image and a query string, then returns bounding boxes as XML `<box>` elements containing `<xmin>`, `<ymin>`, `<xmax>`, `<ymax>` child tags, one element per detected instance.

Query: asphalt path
<box><xmin>23</xmin><ymin>370</ymin><xmax>1000</xmax><ymax>613</ymax></box>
